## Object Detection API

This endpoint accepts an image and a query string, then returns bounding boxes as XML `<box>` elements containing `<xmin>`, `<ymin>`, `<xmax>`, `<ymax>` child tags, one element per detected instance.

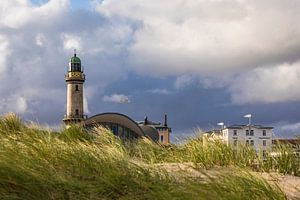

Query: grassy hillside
<box><xmin>0</xmin><ymin>113</ymin><xmax>297</xmax><ymax>199</ymax></box>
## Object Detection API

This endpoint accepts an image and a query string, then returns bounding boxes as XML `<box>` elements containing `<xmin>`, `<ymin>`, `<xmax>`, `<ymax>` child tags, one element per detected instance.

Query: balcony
<box><xmin>63</xmin><ymin>114</ymin><xmax>88</xmax><ymax>121</ymax></box>
<box><xmin>65</xmin><ymin>73</ymin><xmax>85</xmax><ymax>81</ymax></box>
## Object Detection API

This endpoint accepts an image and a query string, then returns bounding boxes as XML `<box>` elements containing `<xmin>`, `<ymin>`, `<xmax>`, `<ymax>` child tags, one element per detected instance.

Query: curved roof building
<box><xmin>84</xmin><ymin>113</ymin><xmax>146</xmax><ymax>139</ymax></box>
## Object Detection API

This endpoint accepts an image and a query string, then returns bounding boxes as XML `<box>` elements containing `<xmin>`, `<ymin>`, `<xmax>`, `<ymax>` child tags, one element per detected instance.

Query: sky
<box><xmin>0</xmin><ymin>0</ymin><xmax>300</xmax><ymax>139</ymax></box>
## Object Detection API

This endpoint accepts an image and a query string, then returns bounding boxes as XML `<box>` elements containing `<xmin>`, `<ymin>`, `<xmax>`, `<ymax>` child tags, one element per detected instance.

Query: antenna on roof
<box><xmin>244</xmin><ymin>114</ymin><xmax>252</xmax><ymax>125</ymax></box>
<box><xmin>217</xmin><ymin>122</ymin><xmax>225</xmax><ymax>129</ymax></box>
<box><xmin>164</xmin><ymin>114</ymin><xmax>168</xmax><ymax>127</ymax></box>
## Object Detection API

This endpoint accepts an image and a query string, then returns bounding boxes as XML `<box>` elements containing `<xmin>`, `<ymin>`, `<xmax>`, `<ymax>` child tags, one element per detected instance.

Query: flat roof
<box><xmin>225</xmin><ymin>125</ymin><xmax>273</xmax><ymax>129</ymax></box>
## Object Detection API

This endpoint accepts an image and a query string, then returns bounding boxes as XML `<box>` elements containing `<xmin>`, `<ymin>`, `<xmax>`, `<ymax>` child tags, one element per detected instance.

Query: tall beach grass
<box><xmin>0</xmin><ymin>113</ymin><xmax>295</xmax><ymax>199</ymax></box>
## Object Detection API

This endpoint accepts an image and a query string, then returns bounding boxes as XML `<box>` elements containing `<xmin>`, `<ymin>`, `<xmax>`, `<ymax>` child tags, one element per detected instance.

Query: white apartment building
<box><xmin>221</xmin><ymin>125</ymin><xmax>273</xmax><ymax>155</ymax></box>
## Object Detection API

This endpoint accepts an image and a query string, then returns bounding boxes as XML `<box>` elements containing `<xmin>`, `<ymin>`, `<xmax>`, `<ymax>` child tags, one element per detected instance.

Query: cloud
<box><xmin>174</xmin><ymin>75</ymin><xmax>194</xmax><ymax>89</ymax></box>
<box><xmin>228</xmin><ymin>62</ymin><xmax>300</xmax><ymax>105</ymax></box>
<box><xmin>93</xmin><ymin>0</ymin><xmax>300</xmax><ymax>107</ymax></box>
<box><xmin>62</xmin><ymin>34</ymin><xmax>82</xmax><ymax>51</ymax></box>
<box><xmin>280</xmin><ymin>122</ymin><xmax>300</xmax><ymax>132</ymax></box>
<box><xmin>274</xmin><ymin>121</ymin><xmax>300</xmax><ymax>138</ymax></box>
<box><xmin>103</xmin><ymin>94</ymin><xmax>131</xmax><ymax>104</ymax></box>
<box><xmin>147</xmin><ymin>88</ymin><xmax>172</xmax><ymax>95</ymax></box>
<box><xmin>0</xmin><ymin>35</ymin><xmax>10</xmax><ymax>73</ymax></box>
<box><xmin>35</xmin><ymin>33</ymin><xmax>46</xmax><ymax>46</ymax></box>
<box><xmin>0</xmin><ymin>96</ymin><xmax>27</xmax><ymax>114</ymax></box>
<box><xmin>96</xmin><ymin>0</ymin><xmax>300</xmax><ymax>76</ymax></box>
<box><xmin>83</xmin><ymin>97</ymin><xmax>90</xmax><ymax>115</ymax></box>
<box><xmin>0</xmin><ymin>0</ymin><xmax>70</xmax><ymax>28</ymax></box>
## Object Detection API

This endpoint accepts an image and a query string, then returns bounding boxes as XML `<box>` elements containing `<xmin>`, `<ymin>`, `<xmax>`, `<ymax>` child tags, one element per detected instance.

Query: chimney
<box><xmin>164</xmin><ymin>114</ymin><xmax>168</xmax><ymax>127</ymax></box>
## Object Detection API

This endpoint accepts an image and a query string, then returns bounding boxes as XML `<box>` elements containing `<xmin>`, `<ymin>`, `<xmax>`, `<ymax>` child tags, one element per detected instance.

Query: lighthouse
<box><xmin>63</xmin><ymin>51</ymin><xmax>85</xmax><ymax>126</ymax></box>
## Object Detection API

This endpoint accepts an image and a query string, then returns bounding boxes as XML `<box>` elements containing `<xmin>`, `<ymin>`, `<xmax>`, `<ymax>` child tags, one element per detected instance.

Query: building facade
<box><xmin>221</xmin><ymin>125</ymin><xmax>273</xmax><ymax>155</ymax></box>
<box><xmin>63</xmin><ymin>53</ymin><xmax>171</xmax><ymax>144</ymax></box>
<box><xmin>138</xmin><ymin>115</ymin><xmax>171</xmax><ymax>145</ymax></box>
<box><xmin>84</xmin><ymin>113</ymin><xmax>145</xmax><ymax>139</ymax></box>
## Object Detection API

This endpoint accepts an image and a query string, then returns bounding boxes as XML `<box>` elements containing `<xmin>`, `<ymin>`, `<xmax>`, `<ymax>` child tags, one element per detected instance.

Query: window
<box><xmin>233</xmin><ymin>140</ymin><xmax>238</xmax><ymax>146</ymax></box>
<box><xmin>71</xmin><ymin>63</ymin><xmax>76</xmax><ymax>71</ymax></box>
<box><xmin>246</xmin><ymin>130</ymin><xmax>249</xmax><ymax>136</ymax></box>
<box><xmin>250</xmin><ymin>130</ymin><xmax>254</xmax><ymax>136</ymax></box>
<box><xmin>250</xmin><ymin>140</ymin><xmax>254</xmax><ymax>146</ymax></box>
<box><xmin>75</xmin><ymin>85</ymin><xmax>79</xmax><ymax>91</ymax></box>
<box><xmin>75</xmin><ymin>109</ymin><xmax>79</xmax><ymax>116</ymax></box>
<box><xmin>124</xmin><ymin>128</ymin><xmax>128</xmax><ymax>138</ymax></box>
<box><xmin>233</xmin><ymin>130</ymin><xmax>237</xmax><ymax>136</ymax></box>
<box><xmin>263</xmin><ymin>140</ymin><xmax>266</xmax><ymax>146</ymax></box>
<box><xmin>72</xmin><ymin>63</ymin><xmax>81</xmax><ymax>72</ymax></box>
<box><xmin>111</xmin><ymin>125</ymin><xmax>118</xmax><ymax>135</ymax></box>
<box><xmin>246</xmin><ymin>140</ymin><xmax>249</xmax><ymax>145</ymax></box>
<box><xmin>118</xmin><ymin>126</ymin><xmax>123</xmax><ymax>137</ymax></box>
<box><xmin>263</xmin><ymin>130</ymin><xmax>266</xmax><ymax>136</ymax></box>
<box><xmin>160</xmin><ymin>135</ymin><xmax>164</xmax><ymax>142</ymax></box>
<box><xmin>262</xmin><ymin>150</ymin><xmax>267</xmax><ymax>158</ymax></box>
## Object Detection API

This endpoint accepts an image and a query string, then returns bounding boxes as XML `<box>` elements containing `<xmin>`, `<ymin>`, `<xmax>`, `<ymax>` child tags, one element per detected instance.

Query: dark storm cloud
<box><xmin>99</xmin><ymin>75</ymin><xmax>300</xmax><ymax>137</ymax></box>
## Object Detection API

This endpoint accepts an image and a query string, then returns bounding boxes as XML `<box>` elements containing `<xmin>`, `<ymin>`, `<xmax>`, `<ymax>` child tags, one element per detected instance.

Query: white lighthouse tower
<box><xmin>63</xmin><ymin>51</ymin><xmax>85</xmax><ymax>126</ymax></box>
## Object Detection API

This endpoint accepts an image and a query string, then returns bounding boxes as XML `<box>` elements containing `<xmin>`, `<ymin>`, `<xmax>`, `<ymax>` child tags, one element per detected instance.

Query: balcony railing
<box><xmin>63</xmin><ymin>114</ymin><xmax>88</xmax><ymax>120</ymax></box>
<box><xmin>65</xmin><ymin>73</ymin><xmax>85</xmax><ymax>80</ymax></box>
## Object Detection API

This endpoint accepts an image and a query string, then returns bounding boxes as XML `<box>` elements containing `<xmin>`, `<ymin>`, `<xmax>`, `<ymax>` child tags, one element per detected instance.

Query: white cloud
<box><xmin>0</xmin><ymin>96</ymin><xmax>27</xmax><ymax>114</ymax></box>
<box><xmin>0</xmin><ymin>35</ymin><xmax>10</xmax><ymax>74</ymax></box>
<box><xmin>147</xmin><ymin>88</ymin><xmax>172</xmax><ymax>95</ymax></box>
<box><xmin>0</xmin><ymin>0</ymin><xmax>70</xmax><ymax>28</ymax></box>
<box><xmin>228</xmin><ymin>62</ymin><xmax>300</xmax><ymax>104</ymax></box>
<box><xmin>62</xmin><ymin>34</ymin><xmax>82</xmax><ymax>51</ymax></box>
<box><xmin>103</xmin><ymin>94</ymin><xmax>131</xmax><ymax>104</ymax></box>
<box><xmin>280</xmin><ymin>122</ymin><xmax>300</xmax><ymax>132</ymax></box>
<box><xmin>83</xmin><ymin>96</ymin><xmax>90</xmax><ymax>115</ymax></box>
<box><xmin>274</xmin><ymin>121</ymin><xmax>300</xmax><ymax>138</ymax></box>
<box><xmin>35</xmin><ymin>33</ymin><xmax>46</xmax><ymax>46</ymax></box>
<box><xmin>174</xmin><ymin>75</ymin><xmax>194</xmax><ymax>89</ymax></box>
<box><xmin>16</xmin><ymin>97</ymin><xmax>28</xmax><ymax>113</ymax></box>
<box><xmin>96</xmin><ymin>0</ymin><xmax>300</xmax><ymax>76</ymax></box>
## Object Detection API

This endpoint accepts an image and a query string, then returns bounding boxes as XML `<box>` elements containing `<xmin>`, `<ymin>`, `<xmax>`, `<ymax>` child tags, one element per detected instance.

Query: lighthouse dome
<box><xmin>70</xmin><ymin>55</ymin><xmax>81</xmax><ymax>63</ymax></box>
<box><xmin>68</xmin><ymin>53</ymin><xmax>82</xmax><ymax>72</ymax></box>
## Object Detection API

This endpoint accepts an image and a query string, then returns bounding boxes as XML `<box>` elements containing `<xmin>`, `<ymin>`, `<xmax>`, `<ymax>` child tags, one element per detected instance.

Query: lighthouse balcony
<box><xmin>65</xmin><ymin>73</ymin><xmax>85</xmax><ymax>81</ymax></box>
<box><xmin>63</xmin><ymin>114</ymin><xmax>88</xmax><ymax>121</ymax></box>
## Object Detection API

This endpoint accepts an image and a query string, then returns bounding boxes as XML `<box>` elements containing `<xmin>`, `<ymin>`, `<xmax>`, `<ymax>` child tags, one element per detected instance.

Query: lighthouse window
<box><xmin>75</xmin><ymin>85</ymin><xmax>79</xmax><ymax>91</ymax></box>
<box><xmin>75</xmin><ymin>109</ymin><xmax>79</xmax><ymax>116</ymax></box>
<box><xmin>71</xmin><ymin>63</ymin><xmax>80</xmax><ymax>72</ymax></box>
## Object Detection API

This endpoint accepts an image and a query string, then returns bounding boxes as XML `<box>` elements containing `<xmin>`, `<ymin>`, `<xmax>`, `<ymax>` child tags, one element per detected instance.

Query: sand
<box><xmin>157</xmin><ymin>163</ymin><xmax>300</xmax><ymax>200</ymax></box>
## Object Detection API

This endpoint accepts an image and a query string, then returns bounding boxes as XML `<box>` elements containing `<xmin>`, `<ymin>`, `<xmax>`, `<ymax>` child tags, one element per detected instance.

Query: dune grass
<box><xmin>127</xmin><ymin>134</ymin><xmax>300</xmax><ymax>176</ymax></box>
<box><xmin>0</xmin><ymin>113</ymin><xmax>295</xmax><ymax>199</ymax></box>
